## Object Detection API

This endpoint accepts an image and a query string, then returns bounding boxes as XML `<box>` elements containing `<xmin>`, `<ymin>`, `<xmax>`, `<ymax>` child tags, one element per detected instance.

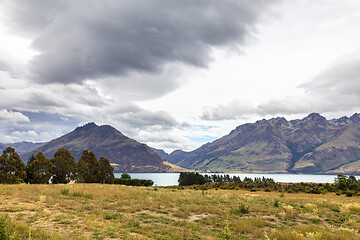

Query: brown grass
<box><xmin>0</xmin><ymin>184</ymin><xmax>359</xmax><ymax>239</ymax></box>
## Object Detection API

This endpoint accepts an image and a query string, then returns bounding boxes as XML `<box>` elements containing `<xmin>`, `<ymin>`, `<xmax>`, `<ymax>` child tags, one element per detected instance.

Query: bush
<box><xmin>113</xmin><ymin>176</ymin><xmax>154</xmax><ymax>187</ymax></box>
<box><xmin>264</xmin><ymin>187</ymin><xmax>272</xmax><ymax>192</ymax></box>
<box><xmin>345</xmin><ymin>190</ymin><xmax>354</xmax><ymax>197</ymax></box>
<box><xmin>0</xmin><ymin>214</ymin><xmax>13</xmax><ymax>240</ymax></box>
<box><xmin>273</xmin><ymin>199</ymin><xmax>280</xmax><ymax>207</ymax></box>
<box><xmin>61</xmin><ymin>188</ymin><xmax>69</xmax><ymax>195</ymax></box>
<box><xmin>231</xmin><ymin>203</ymin><xmax>250</xmax><ymax>215</ymax></box>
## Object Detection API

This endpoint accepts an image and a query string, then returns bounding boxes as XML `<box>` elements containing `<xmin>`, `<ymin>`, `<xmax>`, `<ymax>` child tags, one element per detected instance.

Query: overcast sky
<box><xmin>1</xmin><ymin>0</ymin><xmax>360</xmax><ymax>153</ymax></box>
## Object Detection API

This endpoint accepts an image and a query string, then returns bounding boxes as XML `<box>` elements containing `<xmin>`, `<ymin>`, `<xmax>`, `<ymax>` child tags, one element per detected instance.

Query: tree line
<box><xmin>0</xmin><ymin>147</ymin><xmax>114</xmax><ymax>184</ymax></box>
<box><xmin>114</xmin><ymin>173</ymin><xmax>154</xmax><ymax>187</ymax></box>
<box><xmin>178</xmin><ymin>172</ymin><xmax>274</xmax><ymax>186</ymax></box>
<box><xmin>178</xmin><ymin>172</ymin><xmax>360</xmax><ymax>196</ymax></box>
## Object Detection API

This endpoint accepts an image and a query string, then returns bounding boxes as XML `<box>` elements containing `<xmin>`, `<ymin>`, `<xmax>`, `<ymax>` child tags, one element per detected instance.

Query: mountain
<box><xmin>151</xmin><ymin>148</ymin><xmax>169</xmax><ymax>158</ymax></box>
<box><xmin>166</xmin><ymin>113</ymin><xmax>360</xmax><ymax>174</ymax></box>
<box><xmin>22</xmin><ymin>123</ymin><xmax>175</xmax><ymax>173</ymax></box>
<box><xmin>0</xmin><ymin>141</ymin><xmax>44</xmax><ymax>154</ymax></box>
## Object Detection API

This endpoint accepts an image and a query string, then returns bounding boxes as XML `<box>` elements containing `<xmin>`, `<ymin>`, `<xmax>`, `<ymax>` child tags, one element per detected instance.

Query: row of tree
<box><xmin>0</xmin><ymin>147</ymin><xmax>114</xmax><ymax>184</ymax></box>
<box><xmin>114</xmin><ymin>173</ymin><xmax>154</xmax><ymax>186</ymax></box>
<box><xmin>178</xmin><ymin>172</ymin><xmax>276</xmax><ymax>186</ymax></box>
<box><xmin>178</xmin><ymin>172</ymin><xmax>360</xmax><ymax>196</ymax></box>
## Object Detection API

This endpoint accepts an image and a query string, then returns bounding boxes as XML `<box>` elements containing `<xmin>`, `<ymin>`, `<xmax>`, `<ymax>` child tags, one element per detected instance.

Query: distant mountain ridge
<box><xmin>21</xmin><ymin>123</ymin><xmax>175</xmax><ymax>173</ymax></box>
<box><xmin>165</xmin><ymin>113</ymin><xmax>360</xmax><ymax>174</ymax></box>
<box><xmin>0</xmin><ymin>141</ymin><xmax>44</xmax><ymax>154</ymax></box>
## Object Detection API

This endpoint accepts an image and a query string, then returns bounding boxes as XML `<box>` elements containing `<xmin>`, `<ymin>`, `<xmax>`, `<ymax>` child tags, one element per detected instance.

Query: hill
<box><xmin>166</xmin><ymin>113</ymin><xmax>360</xmax><ymax>174</ymax></box>
<box><xmin>22</xmin><ymin>123</ymin><xmax>174</xmax><ymax>173</ymax></box>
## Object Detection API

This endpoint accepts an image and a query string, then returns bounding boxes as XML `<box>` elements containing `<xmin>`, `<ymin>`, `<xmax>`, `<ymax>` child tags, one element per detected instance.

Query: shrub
<box><xmin>0</xmin><ymin>214</ymin><xmax>13</xmax><ymax>240</ymax></box>
<box><xmin>113</xmin><ymin>178</ymin><xmax>154</xmax><ymax>186</ymax></box>
<box><xmin>265</xmin><ymin>187</ymin><xmax>272</xmax><ymax>192</ymax></box>
<box><xmin>346</xmin><ymin>190</ymin><xmax>354</xmax><ymax>197</ymax></box>
<box><xmin>61</xmin><ymin>188</ymin><xmax>69</xmax><ymax>195</ymax></box>
<box><xmin>273</xmin><ymin>199</ymin><xmax>280</xmax><ymax>207</ymax></box>
<box><xmin>231</xmin><ymin>204</ymin><xmax>250</xmax><ymax>215</ymax></box>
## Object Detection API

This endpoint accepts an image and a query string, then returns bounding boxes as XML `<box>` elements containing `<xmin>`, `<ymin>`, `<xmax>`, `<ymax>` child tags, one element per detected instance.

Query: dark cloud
<box><xmin>202</xmin><ymin>55</ymin><xmax>360</xmax><ymax>120</ymax></box>
<box><xmin>4</xmin><ymin>0</ymin><xmax>277</xmax><ymax>85</ymax></box>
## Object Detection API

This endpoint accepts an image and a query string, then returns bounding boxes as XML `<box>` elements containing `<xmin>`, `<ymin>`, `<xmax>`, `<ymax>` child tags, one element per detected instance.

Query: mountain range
<box><xmin>0</xmin><ymin>141</ymin><xmax>43</xmax><ymax>154</ymax></box>
<box><xmin>165</xmin><ymin>113</ymin><xmax>360</xmax><ymax>175</ymax></box>
<box><xmin>2</xmin><ymin>113</ymin><xmax>360</xmax><ymax>174</ymax></box>
<box><xmin>20</xmin><ymin>123</ymin><xmax>180</xmax><ymax>173</ymax></box>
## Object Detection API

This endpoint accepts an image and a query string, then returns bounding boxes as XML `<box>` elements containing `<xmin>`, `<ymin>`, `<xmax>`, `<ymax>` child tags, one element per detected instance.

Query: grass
<box><xmin>0</xmin><ymin>184</ymin><xmax>359</xmax><ymax>239</ymax></box>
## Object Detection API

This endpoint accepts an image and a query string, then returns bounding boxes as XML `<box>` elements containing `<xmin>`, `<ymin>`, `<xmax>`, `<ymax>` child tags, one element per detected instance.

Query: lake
<box><xmin>114</xmin><ymin>173</ymin><xmax>360</xmax><ymax>186</ymax></box>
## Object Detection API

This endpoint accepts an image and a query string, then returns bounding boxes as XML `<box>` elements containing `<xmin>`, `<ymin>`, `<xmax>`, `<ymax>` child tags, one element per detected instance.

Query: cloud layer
<box><xmin>202</xmin><ymin>54</ymin><xmax>360</xmax><ymax>120</ymax></box>
<box><xmin>5</xmin><ymin>0</ymin><xmax>276</xmax><ymax>86</ymax></box>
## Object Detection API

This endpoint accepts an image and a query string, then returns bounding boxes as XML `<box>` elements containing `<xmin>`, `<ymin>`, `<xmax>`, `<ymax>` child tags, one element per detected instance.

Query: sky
<box><xmin>1</xmin><ymin>0</ymin><xmax>360</xmax><ymax>153</ymax></box>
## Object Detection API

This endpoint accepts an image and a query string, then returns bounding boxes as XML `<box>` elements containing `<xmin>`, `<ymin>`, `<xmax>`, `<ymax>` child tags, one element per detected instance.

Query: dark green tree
<box><xmin>99</xmin><ymin>156</ymin><xmax>114</xmax><ymax>184</ymax></box>
<box><xmin>178</xmin><ymin>172</ymin><xmax>206</xmax><ymax>186</ymax></box>
<box><xmin>0</xmin><ymin>147</ymin><xmax>26</xmax><ymax>184</ymax></box>
<box><xmin>335</xmin><ymin>174</ymin><xmax>348</xmax><ymax>191</ymax></box>
<box><xmin>51</xmin><ymin>148</ymin><xmax>77</xmax><ymax>184</ymax></box>
<box><xmin>121</xmin><ymin>173</ymin><xmax>131</xmax><ymax>180</ymax></box>
<box><xmin>77</xmin><ymin>149</ymin><xmax>101</xmax><ymax>183</ymax></box>
<box><xmin>27</xmin><ymin>154</ymin><xmax>37</xmax><ymax>165</ymax></box>
<box><xmin>26</xmin><ymin>152</ymin><xmax>52</xmax><ymax>184</ymax></box>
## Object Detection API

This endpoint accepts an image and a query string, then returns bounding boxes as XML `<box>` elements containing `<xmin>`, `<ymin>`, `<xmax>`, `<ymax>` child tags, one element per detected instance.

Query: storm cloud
<box><xmin>4</xmin><ymin>0</ymin><xmax>277</xmax><ymax>86</ymax></box>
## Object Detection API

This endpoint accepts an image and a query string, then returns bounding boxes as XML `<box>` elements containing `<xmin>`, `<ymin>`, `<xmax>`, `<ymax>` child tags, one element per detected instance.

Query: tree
<box><xmin>0</xmin><ymin>147</ymin><xmax>26</xmax><ymax>184</ymax></box>
<box><xmin>178</xmin><ymin>172</ymin><xmax>206</xmax><ymax>186</ymax></box>
<box><xmin>26</xmin><ymin>152</ymin><xmax>52</xmax><ymax>184</ymax></box>
<box><xmin>121</xmin><ymin>173</ymin><xmax>131</xmax><ymax>180</ymax></box>
<box><xmin>51</xmin><ymin>148</ymin><xmax>77</xmax><ymax>184</ymax></box>
<box><xmin>99</xmin><ymin>156</ymin><xmax>114</xmax><ymax>184</ymax></box>
<box><xmin>77</xmin><ymin>149</ymin><xmax>101</xmax><ymax>183</ymax></box>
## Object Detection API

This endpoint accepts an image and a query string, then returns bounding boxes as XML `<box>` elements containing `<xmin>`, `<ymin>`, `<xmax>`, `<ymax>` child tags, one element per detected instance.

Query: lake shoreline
<box><xmin>115</xmin><ymin>172</ymin><xmax>360</xmax><ymax>186</ymax></box>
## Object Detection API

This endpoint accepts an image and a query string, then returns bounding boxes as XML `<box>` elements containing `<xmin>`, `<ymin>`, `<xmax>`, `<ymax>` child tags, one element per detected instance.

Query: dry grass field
<box><xmin>1</xmin><ymin>184</ymin><xmax>360</xmax><ymax>239</ymax></box>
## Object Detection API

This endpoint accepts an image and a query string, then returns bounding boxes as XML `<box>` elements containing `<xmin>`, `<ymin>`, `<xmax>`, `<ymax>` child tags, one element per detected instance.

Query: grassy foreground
<box><xmin>0</xmin><ymin>184</ymin><xmax>360</xmax><ymax>239</ymax></box>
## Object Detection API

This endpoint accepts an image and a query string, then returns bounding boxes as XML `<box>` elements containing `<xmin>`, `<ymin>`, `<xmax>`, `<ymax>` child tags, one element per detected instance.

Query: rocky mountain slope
<box><xmin>166</xmin><ymin>113</ymin><xmax>360</xmax><ymax>174</ymax></box>
<box><xmin>22</xmin><ymin>123</ymin><xmax>174</xmax><ymax>173</ymax></box>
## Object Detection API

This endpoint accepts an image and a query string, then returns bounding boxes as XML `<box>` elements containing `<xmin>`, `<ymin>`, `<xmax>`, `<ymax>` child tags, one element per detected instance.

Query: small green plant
<box><xmin>311</xmin><ymin>218</ymin><xmax>321</xmax><ymax>224</ymax></box>
<box><xmin>265</xmin><ymin>187</ymin><xmax>272</xmax><ymax>192</ymax></box>
<box><xmin>280</xmin><ymin>193</ymin><xmax>284</xmax><ymax>198</ymax></box>
<box><xmin>61</xmin><ymin>188</ymin><xmax>69</xmax><ymax>195</ymax></box>
<box><xmin>0</xmin><ymin>214</ymin><xmax>14</xmax><ymax>240</ymax></box>
<box><xmin>273</xmin><ymin>199</ymin><xmax>280</xmax><ymax>207</ymax></box>
<box><xmin>231</xmin><ymin>203</ymin><xmax>250</xmax><ymax>215</ymax></box>
<box><xmin>223</xmin><ymin>215</ymin><xmax>231</xmax><ymax>239</ymax></box>
<box><xmin>104</xmin><ymin>213</ymin><xmax>121</xmax><ymax>220</ymax></box>
<box><xmin>72</xmin><ymin>191</ymin><xmax>83</xmax><ymax>197</ymax></box>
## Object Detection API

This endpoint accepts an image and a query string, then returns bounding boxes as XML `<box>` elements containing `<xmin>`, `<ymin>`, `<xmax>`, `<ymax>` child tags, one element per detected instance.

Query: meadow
<box><xmin>0</xmin><ymin>184</ymin><xmax>360</xmax><ymax>239</ymax></box>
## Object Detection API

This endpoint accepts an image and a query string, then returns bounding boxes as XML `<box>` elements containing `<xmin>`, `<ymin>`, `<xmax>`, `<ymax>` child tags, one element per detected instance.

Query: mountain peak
<box><xmin>350</xmin><ymin>113</ymin><xmax>360</xmax><ymax>122</ymax></box>
<box><xmin>304</xmin><ymin>112</ymin><xmax>324</xmax><ymax>120</ymax></box>
<box><xmin>76</xmin><ymin>122</ymin><xmax>99</xmax><ymax>131</ymax></box>
<box><xmin>22</xmin><ymin>123</ymin><xmax>172</xmax><ymax>173</ymax></box>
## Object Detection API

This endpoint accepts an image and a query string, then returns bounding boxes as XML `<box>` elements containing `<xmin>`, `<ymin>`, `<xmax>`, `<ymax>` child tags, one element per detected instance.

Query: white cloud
<box><xmin>0</xmin><ymin>109</ymin><xmax>29</xmax><ymax>123</ymax></box>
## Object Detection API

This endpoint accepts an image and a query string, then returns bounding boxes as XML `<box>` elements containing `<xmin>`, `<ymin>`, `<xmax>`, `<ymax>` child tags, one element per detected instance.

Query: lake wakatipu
<box><xmin>114</xmin><ymin>173</ymin><xmax>360</xmax><ymax>186</ymax></box>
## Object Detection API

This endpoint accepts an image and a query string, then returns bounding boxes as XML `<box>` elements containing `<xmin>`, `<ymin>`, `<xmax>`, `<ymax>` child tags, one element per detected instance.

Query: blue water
<box><xmin>114</xmin><ymin>173</ymin><xmax>360</xmax><ymax>186</ymax></box>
